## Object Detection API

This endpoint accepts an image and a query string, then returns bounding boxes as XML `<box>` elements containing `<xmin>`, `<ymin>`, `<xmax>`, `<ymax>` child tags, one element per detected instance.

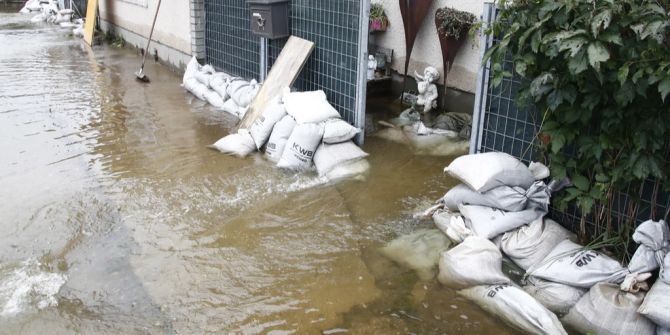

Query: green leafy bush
<box><xmin>436</xmin><ymin>7</ymin><xmax>477</xmax><ymax>39</ymax></box>
<box><xmin>485</xmin><ymin>1</ymin><xmax>670</xmax><ymax>240</ymax></box>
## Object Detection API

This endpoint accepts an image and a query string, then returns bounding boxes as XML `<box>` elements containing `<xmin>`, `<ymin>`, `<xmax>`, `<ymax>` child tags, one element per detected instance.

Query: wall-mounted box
<box><xmin>247</xmin><ymin>0</ymin><xmax>290</xmax><ymax>39</ymax></box>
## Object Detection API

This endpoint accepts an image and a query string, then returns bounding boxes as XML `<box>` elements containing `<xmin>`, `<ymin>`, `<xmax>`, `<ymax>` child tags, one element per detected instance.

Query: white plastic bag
<box><xmin>562</xmin><ymin>283</ymin><xmax>655</xmax><ymax>335</ymax></box>
<box><xmin>501</xmin><ymin>218</ymin><xmax>576</xmax><ymax>270</ymax></box>
<box><xmin>627</xmin><ymin>219</ymin><xmax>670</xmax><ymax>274</ymax></box>
<box><xmin>277</xmin><ymin>123</ymin><xmax>324</xmax><ymax>170</ymax></box>
<box><xmin>322</xmin><ymin>119</ymin><xmax>360</xmax><ymax>144</ymax></box>
<box><xmin>523</xmin><ymin>276</ymin><xmax>586</xmax><ymax>316</ymax></box>
<box><xmin>459</xmin><ymin>204</ymin><xmax>544</xmax><ymax>239</ymax></box>
<box><xmin>283</xmin><ymin>89</ymin><xmax>341</xmax><ymax>124</ymax></box>
<box><xmin>204</xmin><ymin>90</ymin><xmax>224</xmax><ymax>109</ymax></box>
<box><xmin>313</xmin><ymin>141</ymin><xmax>369</xmax><ymax>177</ymax></box>
<box><xmin>325</xmin><ymin>159</ymin><xmax>370</xmax><ymax>182</ymax></box>
<box><xmin>637</xmin><ymin>279</ymin><xmax>670</xmax><ymax>329</ymax></box>
<box><xmin>444</xmin><ymin>152</ymin><xmax>536</xmax><ymax>192</ymax></box>
<box><xmin>459</xmin><ymin>284</ymin><xmax>567</xmax><ymax>335</ymax></box>
<box><xmin>380</xmin><ymin>229</ymin><xmax>452</xmax><ymax>280</ymax></box>
<box><xmin>209</xmin><ymin>129</ymin><xmax>256</xmax><ymax>158</ymax></box>
<box><xmin>527</xmin><ymin>240</ymin><xmax>629</xmax><ymax>288</ymax></box>
<box><xmin>437</xmin><ymin>236</ymin><xmax>510</xmax><ymax>289</ymax></box>
<box><xmin>249</xmin><ymin>97</ymin><xmax>286</xmax><ymax>149</ymax></box>
<box><xmin>265</xmin><ymin>115</ymin><xmax>296</xmax><ymax>163</ymax></box>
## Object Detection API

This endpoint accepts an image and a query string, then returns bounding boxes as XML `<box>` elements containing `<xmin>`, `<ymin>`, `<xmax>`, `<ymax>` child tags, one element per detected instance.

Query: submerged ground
<box><xmin>0</xmin><ymin>10</ymin><xmax>519</xmax><ymax>334</ymax></box>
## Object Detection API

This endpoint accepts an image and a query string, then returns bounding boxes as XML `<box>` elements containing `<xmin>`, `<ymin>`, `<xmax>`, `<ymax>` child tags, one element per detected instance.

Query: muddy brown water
<box><xmin>0</xmin><ymin>11</ymin><xmax>521</xmax><ymax>335</ymax></box>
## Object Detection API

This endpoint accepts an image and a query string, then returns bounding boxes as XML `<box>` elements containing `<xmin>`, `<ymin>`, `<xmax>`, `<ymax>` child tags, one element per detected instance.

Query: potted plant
<box><xmin>434</xmin><ymin>7</ymin><xmax>476</xmax><ymax>102</ymax></box>
<box><xmin>369</xmin><ymin>3</ymin><xmax>389</xmax><ymax>33</ymax></box>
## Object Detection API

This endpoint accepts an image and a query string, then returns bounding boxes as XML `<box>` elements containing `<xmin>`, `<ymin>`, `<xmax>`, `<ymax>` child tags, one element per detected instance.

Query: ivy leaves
<box><xmin>485</xmin><ymin>0</ymin><xmax>670</xmax><ymax>218</ymax></box>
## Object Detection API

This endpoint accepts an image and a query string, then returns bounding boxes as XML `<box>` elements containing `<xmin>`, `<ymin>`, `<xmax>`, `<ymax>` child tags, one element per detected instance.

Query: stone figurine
<box><xmin>367</xmin><ymin>55</ymin><xmax>378</xmax><ymax>80</ymax></box>
<box><xmin>414</xmin><ymin>66</ymin><xmax>439</xmax><ymax>113</ymax></box>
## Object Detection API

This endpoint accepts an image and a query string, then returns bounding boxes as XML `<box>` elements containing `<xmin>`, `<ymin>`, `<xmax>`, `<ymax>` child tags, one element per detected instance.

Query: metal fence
<box><xmin>202</xmin><ymin>0</ymin><xmax>368</xmax><ymax>131</ymax></box>
<box><xmin>471</xmin><ymin>3</ymin><xmax>669</xmax><ymax>235</ymax></box>
<box><xmin>204</xmin><ymin>0</ymin><xmax>260</xmax><ymax>80</ymax></box>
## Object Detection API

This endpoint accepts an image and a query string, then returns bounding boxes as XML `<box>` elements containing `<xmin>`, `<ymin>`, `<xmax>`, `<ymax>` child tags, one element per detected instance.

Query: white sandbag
<box><xmin>527</xmin><ymin>240</ymin><xmax>629</xmax><ymax>288</ymax></box>
<box><xmin>204</xmin><ymin>90</ymin><xmax>224</xmax><ymax>109</ymax></box>
<box><xmin>437</xmin><ymin>236</ymin><xmax>510</xmax><ymax>289</ymax></box>
<box><xmin>562</xmin><ymin>283</ymin><xmax>655</xmax><ymax>335</ymax></box>
<box><xmin>459</xmin><ymin>204</ymin><xmax>544</xmax><ymax>239</ymax></box>
<box><xmin>313</xmin><ymin>141</ymin><xmax>369</xmax><ymax>177</ymax></box>
<box><xmin>184</xmin><ymin>78</ymin><xmax>208</xmax><ymax>101</ymax></box>
<box><xmin>277</xmin><ymin>123</ymin><xmax>324</xmax><ymax>170</ymax></box>
<box><xmin>238</xmin><ymin>106</ymin><xmax>249</xmax><ymax>119</ymax></box>
<box><xmin>501</xmin><ymin>218</ymin><xmax>576</xmax><ymax>270</ymax></box>
<box><xmin>31</xmin><ymin>13</ymin><xmax>46</xmax><ymax>22</ymax></box>
<box><xmin>627</xmin><ymin>219</ymin><xmax>670</xmax><ymax>274</ymax></box>
<box><xmin>523</xmin><ymin>276</ymin><xmax>586</xmax><ymax>316</ymax></box>
<box><xmin>322</xmin><ymin>119</ymin><xmax>361</xmax><ymax>144</ymax></box>
<box><xmin>25</xmin><ymin>0</ymin><xmax>42</xmax><ymax>11</ymax></box>
<box><xmin>231</xmin><ymin>80</ymin><xmax>260</xmax><ymax>108</ymax></box>
<box><xmin>380</xmin><ymin>229</ymin><xmax>452</xmax><ymax>280</ymax></box>
<box><xmin>265</xmin><ymin>115</ymin><xmax>296</xmax><ymax>163</ymax></box>
<box><xmin>433</xmin><ymin>211</ymin><xmax>472</xmax><ymax>243</ymax></box>
<box><xmin>637</xmin><ymin>279</ymin><xmax>670</xmax><ymax>329</ymax></box>
<box><xmin>182</xmin><ymin>56</ymin><xmax>200</xmax><ymax>83</ymax></box>
<box><xmin>528</xmin><ymin>161</ymin><xmax>550</xmax><ymax>180</ymax></box>
<box><xmin>663</xmin><ymin>252</ymin><xmax>670</xmax><ymax>283</ymax></box>
<box><xmin>444</xmin><ymin>152</ymin><xmax>535</xmax><ymax>192</ymax></box>
<box><xmin>195</xmin><ymin>71</ymin><xmax>213</xmax><ymax>87</ymax></box>
<box><xmin>209</xmin><ymin>73</ymin><xmax>232</xmax><ymax>101</ymax></box>
<box><xmin>442</xmin><ymin>181</ymin><xmax>550</xmax><ymax>213</ymax></box>
<box><xmin>53</xmin><ymin>12</ymin><xmax>71</xmax><ymax>23</ymax></box>
<box><xmin>209</xmin><ymin>129</ymin><xmax>256</xmax><ymax>158</ymax></box>
<box><xmin>283</xmin><ymin>89</ymin><xmax>341</xmax><ymax>124</ymax></box>
<box><xmin>459</xmin><ymin>284</ymin><xmax>567</xmax><ymax>335</ymax></box>
<box><xmin>249</xmin><ymin>98</ymin><xmax>286</xmax><ymax>149</ymax></box>
<box><xmin>72</xmin><ymin>26</ymin><xmax>84</xmax><ymax>37</ymax></box>
<box><xmin>325</xmin><ymin>158</ymin><xmax>370</xmax><ymax>182</ymax></box>
<box><xmin>222</xmin><ymin>99</ymin><xmax>240</xmax><ymax>117</ymax></box>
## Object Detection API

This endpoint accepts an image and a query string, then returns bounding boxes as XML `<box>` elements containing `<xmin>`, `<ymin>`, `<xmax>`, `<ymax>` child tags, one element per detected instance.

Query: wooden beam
<box><xmin>238</xmin><ymin>36</ymin><xmax>315</xmax><ymax>130</ymax></box>
<box><xmin>83</xmin><ymin>0</ymin><xmax>99</xmax><ymax>46</ymax></box>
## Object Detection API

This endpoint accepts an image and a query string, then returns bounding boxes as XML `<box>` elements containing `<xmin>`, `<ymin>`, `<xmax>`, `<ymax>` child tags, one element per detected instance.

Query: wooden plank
<box><xmin>238</xmin><ymin>36</ymin><xmax>315</xmax><ymax>130</ymax></box>
<box><xmin>83</xmin><ymin>0</ymin><xmax>99</xmax><ymax>46</ymax></box>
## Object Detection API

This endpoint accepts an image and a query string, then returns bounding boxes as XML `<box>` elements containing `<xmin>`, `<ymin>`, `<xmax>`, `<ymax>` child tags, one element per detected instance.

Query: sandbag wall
<box><xmin>381</xmin><ymin>152</ymin><xmax>670</xmax><ymax>335</ymax></box>
<box><xmin>18</xmin><ymin>0</ymin><xmax>84</xmax><ymax>36</ymax></box>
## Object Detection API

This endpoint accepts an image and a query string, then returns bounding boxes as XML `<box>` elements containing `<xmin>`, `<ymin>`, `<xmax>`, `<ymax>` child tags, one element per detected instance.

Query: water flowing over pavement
<box><xmin>0</xmin><ymin>10</ymin><xmax>520</xmax><ymax>334</ymax></box>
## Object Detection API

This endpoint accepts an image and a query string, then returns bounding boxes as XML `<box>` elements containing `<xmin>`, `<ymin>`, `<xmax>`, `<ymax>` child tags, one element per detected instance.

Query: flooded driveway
<box><xmin>0</xmin><ymin>10</ymin><xmax>519</xmax><ymax>335</ymax></box>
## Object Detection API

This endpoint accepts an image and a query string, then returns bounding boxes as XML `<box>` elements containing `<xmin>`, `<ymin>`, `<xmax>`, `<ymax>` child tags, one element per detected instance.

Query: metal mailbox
<box><xmin>247</xmin><ymin>0</ymin><xmax>290</xmax><ymax>39</ymax></box>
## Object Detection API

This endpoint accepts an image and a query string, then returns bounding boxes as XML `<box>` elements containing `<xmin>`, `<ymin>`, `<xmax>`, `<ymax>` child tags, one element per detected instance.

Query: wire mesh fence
<box><xmin>204</xmin><ymin>0</ymin><xmax>260</xmax><ymax>80</ymax></box>
<box><xmin>472</xmin><ymin>3</ymin><xmax>669</xmax><ymax>238</ymax></box>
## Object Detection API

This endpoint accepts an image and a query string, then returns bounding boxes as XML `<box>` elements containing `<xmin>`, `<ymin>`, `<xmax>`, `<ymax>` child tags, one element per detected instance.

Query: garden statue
<box><xmin>415</xmin><ymin>66</ymin><xmax>439</xmax><ymax>113</ymax></box>
<box><xmin>367</xmin><ymin>55</ymin><xmax>378</xmax><ymax>80</ymax></box>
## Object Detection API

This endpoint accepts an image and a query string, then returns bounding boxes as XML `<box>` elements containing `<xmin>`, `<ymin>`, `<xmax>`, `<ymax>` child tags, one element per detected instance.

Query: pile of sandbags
<box><xmin>182</xmin><ymin>57</ymin><xmax>259</xmax><ymax>118</ymax></box>
<box><xmin>20</xmin><ymin>0</ymin><xmax>78</xmax><ymax>29</ymax></box>
<box><xmin>210</xmin><ymin>88</ymin><xmax>369</xmax><ymax>182</ymax></box>
<box><xmin>410</xmin><ymin>152</ymin><xmax>670</xmax><ymax>334</ymax></box>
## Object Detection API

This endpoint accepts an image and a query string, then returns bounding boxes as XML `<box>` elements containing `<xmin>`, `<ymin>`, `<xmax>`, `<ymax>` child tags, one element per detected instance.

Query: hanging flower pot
<box><xmin>369</xmin><ymin>3</ymin><xmax>389</xmax><ymax>33</ymax></box>
<box><xmin>434</xmin><ymin>7</ymin><xmax>476</xmax><ymax>76</ymax></box>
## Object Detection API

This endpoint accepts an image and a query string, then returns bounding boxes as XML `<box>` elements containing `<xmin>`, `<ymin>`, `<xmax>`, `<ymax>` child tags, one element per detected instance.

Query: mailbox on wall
<box><xmin>247</xmin><ymin>0</ymin><xmax>290</xmax><ymax>39</ymax></box>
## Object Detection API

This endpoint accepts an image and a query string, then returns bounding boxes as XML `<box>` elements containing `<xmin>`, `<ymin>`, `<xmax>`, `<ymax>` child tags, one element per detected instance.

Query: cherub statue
<box><xmin>414</xmin><ymin>66</ymin><xmax>439</xmax><ymax>113</ymax></box>
<box><xmin>367</xmin><ymin>55</ymin><xmax>378</xmax><ymax>80</ymax></box>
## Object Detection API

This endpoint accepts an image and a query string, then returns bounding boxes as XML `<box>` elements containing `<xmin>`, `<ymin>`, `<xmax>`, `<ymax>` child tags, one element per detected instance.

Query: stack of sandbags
<box><xmin>210</xmin><ymin>88</ymin><xmax>369</xmax><ymax>182</ymax></box>
<box><xmin>431</xmin><ymin>152</ymin><xmax>551</xmax><ymax>241</ymax></box>
<box><xmin>19</xmin><ymin>0</ymin><xmax>43</xmax><ymax>13</ymax></box>
<box><xmin>182</xmin><ymin>58</ymin><xmax>259</xmax><ymax>117</ymax></box>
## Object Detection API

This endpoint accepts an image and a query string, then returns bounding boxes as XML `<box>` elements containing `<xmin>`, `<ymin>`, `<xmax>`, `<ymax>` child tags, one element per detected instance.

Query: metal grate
<box><xmin>267</xmin><ymin>0</ymin><xmax>363</xmax><ymax>124</ymax></box>
<box><xmin>471</xmin><ymin>3</ymin><xmax>670</xmax><ymax>235</ymax></box>
<box><xmin>204</xmin><ymin>0</ymin><xmax>260</xmax><ymax>80</ymax></box>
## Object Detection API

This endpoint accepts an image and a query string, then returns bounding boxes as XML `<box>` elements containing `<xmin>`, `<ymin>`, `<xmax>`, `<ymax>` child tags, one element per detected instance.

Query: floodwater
<box><xmin>0</xmin><ymin>10</ymin><xmax>520</xmax><ymax>335</ymax></box>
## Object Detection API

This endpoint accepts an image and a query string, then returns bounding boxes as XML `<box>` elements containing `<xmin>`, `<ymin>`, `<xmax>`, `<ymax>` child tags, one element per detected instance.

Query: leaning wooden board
<box><xmin>238</xmin><ymin>36</ymin><xmax>315</xmax><ymax>130</ymax></box>
<box><xmin>83</xmin><ymin>0</ymin><xmax>99</xmax><ymax>45</ymax></box>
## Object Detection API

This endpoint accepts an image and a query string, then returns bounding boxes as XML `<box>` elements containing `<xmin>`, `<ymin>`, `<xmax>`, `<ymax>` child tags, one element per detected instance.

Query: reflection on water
<box><xmin>0</xmin><ymin>10</ymin><xmax>519</xmax><ymax>334</ymax></box>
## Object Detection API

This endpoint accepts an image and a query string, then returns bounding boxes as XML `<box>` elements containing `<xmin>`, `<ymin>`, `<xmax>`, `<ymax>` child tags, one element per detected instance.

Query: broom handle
<box><xmin>140</xmin><ymin>0</ymin><xmax>162</xmax><ymax>69</ymax></box>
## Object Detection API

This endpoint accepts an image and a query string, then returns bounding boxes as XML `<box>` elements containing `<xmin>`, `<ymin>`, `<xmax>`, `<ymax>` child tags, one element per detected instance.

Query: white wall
<box><xmin>371</xmin><ymin>0</ymin><xmax>484</xmax><ymax>93</ymax></box>
<box><xmin>98</xmin><ymin>0</ymin><xmax>192</xmax><ymax>67</ymax></box>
